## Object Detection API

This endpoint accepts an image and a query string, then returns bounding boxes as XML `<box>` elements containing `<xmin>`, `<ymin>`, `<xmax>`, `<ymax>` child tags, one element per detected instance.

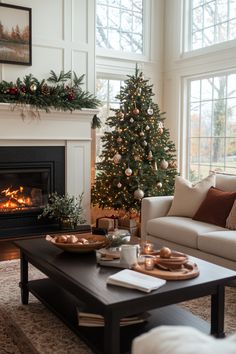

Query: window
<box><xmin>96</xmin><ymin>78</ymin><xmax>123</xmax><ymax>162</ymax></box>
<box><xmin>187</xmin><ymin>72</ymin><xmax>236</xmax><ymax>182</ymax></box>
<box><xmin>187</xmin><ymin>0</ymin><xmax>236</xmax><ymax>51</ymax></box>
<box><xmin>96</xmin><ymin>0</ymin><xmax>143</xmax><ymax>54</ymax></box>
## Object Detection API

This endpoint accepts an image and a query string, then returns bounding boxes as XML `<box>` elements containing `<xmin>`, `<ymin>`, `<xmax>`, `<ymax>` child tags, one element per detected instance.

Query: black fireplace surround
<box><xmin>0</xmin><ymin>146</ymin><xmax>65</xmax><ymax>238</ymax></box>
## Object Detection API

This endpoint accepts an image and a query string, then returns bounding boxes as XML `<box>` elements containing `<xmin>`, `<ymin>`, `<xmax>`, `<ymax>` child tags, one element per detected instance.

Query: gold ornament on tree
<box><xmin>41</xmin><ymin>83</ymin><xmax>50</xmax><ymax>96</ymax></box>
<box><xmin>113</xmin><ymin>153</ymin><xmax>122</xmax><ymax>164</ymax></box>
<box><xmin>134</xmin><ymin>188</ymin><xmax>145</xmax><ymax>200</ymax></box>
<box><xmin>125</xmin><ymin>167</ymin><xmax>132</xmax><ymax>176</ymax></box>
<box><xmin>153</xmin><ymin>161</ymin><xmax>158</xmax><ymax>170</ymax></box>
<box><xmin>147</xmin><ymin>151</ymin><xmax>153</xmax><ymax>161</ymax></box>
<box><xmin>139</xmin><ymin>131</ymin><xmax>145</xmax><ymax>137</ymax></box>
<box><xmin>30</xmin><ymin>84</ymin><xmax>37</xmax><ymax>92</ymax></box>
<box><xmin>160</xmin><ymin>159</ymin><xmax>169</xmax><ymax>169</ymax></box>
<box><xmin>116</xmin><ymin>111</ymin><xmax>124</xmax><ymax>119</ymax></box>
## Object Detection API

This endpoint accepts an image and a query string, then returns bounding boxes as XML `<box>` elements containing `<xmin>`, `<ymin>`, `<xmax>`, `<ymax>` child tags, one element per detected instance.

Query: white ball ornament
<box><xmin>130</xmin><ymin>118</ymin><xmax>134</xmax><ymax>123</ymax></box>
<box><xmin>157</xmin><ymin>182</ymin><xmax>163</xmax><ymax>189</ymax></box>
<box><xmin>134</xmin><ymin>188</ymin><xmax>145</xmax><ymax>200</ymax></box>
<box><xmin>117</xmin><ymin>182</ymin><xmax>122</xmax><ymax>188</ymax></box>
<box><xmin>147</xmin><ymin>108</ymin><xmax>153</xmax><ymax>115</ymax></box>
<box><xmin>145</xmin><ymin>125</ymin><xmax>150</xmax><ymax>131</ymax></box>
<box><xmin>125</xmin><ymin>168</ymin><xmax>132</xmax><ymax>176</ymax></box>
<box><xmin>160</xmin><ymin>159</ymin><xmax>169</xmax><ymax>169</ymax></box>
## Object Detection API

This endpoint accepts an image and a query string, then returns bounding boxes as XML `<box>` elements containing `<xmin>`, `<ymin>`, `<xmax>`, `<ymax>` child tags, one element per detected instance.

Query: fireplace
<box><xmin>0</xmin><ymin>146</ymin><xmax>65</xmax><ymax>237</ymax></box>
<box><xmin>0</xmin><ymin>104</ymin><xmax>98</xmax><ymax>239</ymax></box>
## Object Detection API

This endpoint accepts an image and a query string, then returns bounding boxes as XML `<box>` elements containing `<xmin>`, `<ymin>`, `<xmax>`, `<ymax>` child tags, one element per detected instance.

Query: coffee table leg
<box><xmin>211</xmin><ymin>285</ymin><xmax>225</xmax><ymax>338</ymax></box>
<box><xmin>104</xmin><ymin>310</ymin><xmax>120</xmax><ymax>354</ymax></box>
<box><xmin>19</xmin><ymin>251</ymin><xmax>29</xmax><ymax>305</ymax></box>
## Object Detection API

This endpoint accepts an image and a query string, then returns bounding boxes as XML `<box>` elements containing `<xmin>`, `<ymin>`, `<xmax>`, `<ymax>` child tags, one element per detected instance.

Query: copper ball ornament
<box><xmin>117</xmin><ymin>137</ymin><xmax>123</xmax><ymax>143</ymax></box>
<box><xmin>133</xmin><ymin>108</ymin><xmax>140</xmax><ymax>115</ymax></box>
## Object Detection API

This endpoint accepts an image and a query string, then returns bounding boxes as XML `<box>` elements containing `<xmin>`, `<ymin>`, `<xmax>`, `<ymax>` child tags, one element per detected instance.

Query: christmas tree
<box><xmin>92</xmin><ymin>67</ymin><xmax>177</xmax><ymax>215</ymax></box>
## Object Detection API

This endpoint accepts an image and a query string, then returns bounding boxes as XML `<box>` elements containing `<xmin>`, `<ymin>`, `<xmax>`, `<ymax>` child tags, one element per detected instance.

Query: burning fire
<box><xmin>0</xmin><ymin>186</ymin><xmax>33</xmax><ymax>210</ymax></box>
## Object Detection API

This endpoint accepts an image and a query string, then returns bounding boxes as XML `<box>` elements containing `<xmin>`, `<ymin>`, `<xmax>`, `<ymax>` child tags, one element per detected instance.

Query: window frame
<box><xmin>183</xmin><ymin>0</ymin><xmax>236</xmax><ymax>56</ymax></box>
<box><xmin>96</xmin><ymin>0</ymin><xmax>151</xmax><ymax>62</ymax></box>
<box><xmin>184</xmin><ymin>69</ymin><xmax>236</xmax><ymax>181</ymax></box>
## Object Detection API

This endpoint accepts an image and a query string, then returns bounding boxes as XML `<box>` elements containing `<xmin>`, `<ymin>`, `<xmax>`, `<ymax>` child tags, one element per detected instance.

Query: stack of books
<box><xmin>77</xmin><ymin>311</ymin><xmax>149</xmax><ymax>327</ymax></box>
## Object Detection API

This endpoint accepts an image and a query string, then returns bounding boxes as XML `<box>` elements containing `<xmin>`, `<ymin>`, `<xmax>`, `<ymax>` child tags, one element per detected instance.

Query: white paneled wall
<box><xmin>0</xmin><ymin>0</ymin><xmax>95</xmax><ymax>93</ymax></box>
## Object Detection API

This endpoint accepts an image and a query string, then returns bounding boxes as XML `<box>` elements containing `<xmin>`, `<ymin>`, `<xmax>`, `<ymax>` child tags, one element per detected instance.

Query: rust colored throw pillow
<box><xmin>193</xmin><ymin>187</ymin><xmax>236</xmax><ymax>227</ymax></box>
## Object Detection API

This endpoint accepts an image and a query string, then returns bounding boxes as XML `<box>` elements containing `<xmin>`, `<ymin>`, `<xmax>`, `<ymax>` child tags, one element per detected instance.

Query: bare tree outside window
<box><xmin>189</xmin><ymin>0</ymin><xmax>236</xmax><ymax>51</ymax></box>
<box><xmin>188</xmin><ymin>73</ymin><xmax>236</xmax><ymax>182</ymax></box>
<box><xmin>96</xmin><ymin>0</ymin><xmax>143</xmax><ymax>54</ymax></box>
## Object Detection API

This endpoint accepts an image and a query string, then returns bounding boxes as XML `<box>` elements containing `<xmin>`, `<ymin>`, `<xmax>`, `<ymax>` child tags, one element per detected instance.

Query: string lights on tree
<box><xmin>91</xmin><ymin>66</ymin><xmax>178</xmax><ymax>214</ymax></box>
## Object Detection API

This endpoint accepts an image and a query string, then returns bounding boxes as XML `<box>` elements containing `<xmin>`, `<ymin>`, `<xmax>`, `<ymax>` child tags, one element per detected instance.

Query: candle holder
<box><xmin>142</xmin><ymin>242</ymin><xmax>154</xmax><ymax>254</ymax></box>
<box><xmin>144</xmin><ymin>256</ymin><xmax>155</xmax><ymax>270</ymax></box>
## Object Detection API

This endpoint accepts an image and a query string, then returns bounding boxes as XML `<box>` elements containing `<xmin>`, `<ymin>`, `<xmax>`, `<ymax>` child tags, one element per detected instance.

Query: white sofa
<box><xmin>141</xmin><ymin>173</ymin><xmax>236</xmax><ymax>271</ymax></box>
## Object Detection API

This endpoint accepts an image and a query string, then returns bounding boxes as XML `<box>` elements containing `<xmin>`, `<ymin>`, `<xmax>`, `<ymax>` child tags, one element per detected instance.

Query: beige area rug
<box><xmin>0</xmin><ymin>260</ymin><xmax>235</xmax><ymax>354</ymax></box>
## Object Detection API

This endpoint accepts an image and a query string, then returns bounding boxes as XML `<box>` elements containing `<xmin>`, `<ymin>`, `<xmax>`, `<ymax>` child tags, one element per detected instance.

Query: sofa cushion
<box><xmin>193</xmin><ymin>187</ymin><xmax>236</xmax><ymax>227</ymax></box>
<box><xmin>216</xmin><ymin>173</ymin><xmax>236</xmax><ymax>192</ymax></box>
<box><xmin>226</xmin><ymin>200</ymin><xmax>236</xmax><ymax>230</ymax></box>
<box><xmin>198</xmin><ymin>230</ymin><xmax>236</xmax><ymax>262</ymax></box>
<box><xmin>146</xmin><ymin>216</ymin><xmax>225</xmax><ymax>248</ymax></box>
<box><xmin>167</xmin><ymin>174</ymin><xmax>215</xmax><ymax>218</ymax></box>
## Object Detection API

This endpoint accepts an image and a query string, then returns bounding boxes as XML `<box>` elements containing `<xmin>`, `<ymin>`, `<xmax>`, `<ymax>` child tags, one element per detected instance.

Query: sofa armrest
<box><xmin>141</xmin><ymin>196</ymin><xmax>173</xmax><ymax>240</ymax></box>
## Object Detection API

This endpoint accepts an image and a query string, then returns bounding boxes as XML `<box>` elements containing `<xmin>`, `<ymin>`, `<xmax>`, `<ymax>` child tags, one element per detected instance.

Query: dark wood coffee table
<box><xmin>15</xmin><ymin>238</ymin><xmax>236</xmax><ymax>354</ymax></box>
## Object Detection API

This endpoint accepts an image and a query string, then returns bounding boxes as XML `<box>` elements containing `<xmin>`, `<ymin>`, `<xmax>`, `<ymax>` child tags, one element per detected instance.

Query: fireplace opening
<box><xmin>0</xmin><ymin>146</ymin><xmax>65</xmax><ymax>238</ymax></box>
<box><xmin>0</xmin><ymin>168</ymin><xmax>50</xmax><ymax>213</ymax></box>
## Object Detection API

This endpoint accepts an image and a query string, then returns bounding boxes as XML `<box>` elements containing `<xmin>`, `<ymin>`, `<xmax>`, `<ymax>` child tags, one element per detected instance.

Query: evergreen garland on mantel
<box><xmin>0</xmin><ymin>70</ymin><xmax>100</xmax><ymax>118</ymax></box>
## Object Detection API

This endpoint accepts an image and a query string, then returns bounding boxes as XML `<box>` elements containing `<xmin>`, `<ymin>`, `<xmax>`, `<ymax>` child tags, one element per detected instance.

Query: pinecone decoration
<box><xmin>41</xmin><ymin>84</ymin><xmax>50</xmax><ymax>96</ymax></box>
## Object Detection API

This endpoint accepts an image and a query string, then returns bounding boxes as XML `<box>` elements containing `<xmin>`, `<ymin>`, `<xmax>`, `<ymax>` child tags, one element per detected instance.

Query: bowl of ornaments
<box><xmin>45</xmin><ymin>233</ymin><xmax>107</xmax><ymax>253</ymax></box>
<box><xmin>155</xmin><ymin>247</ymin><xmax>188</xmax><ymax>270</ymax></box>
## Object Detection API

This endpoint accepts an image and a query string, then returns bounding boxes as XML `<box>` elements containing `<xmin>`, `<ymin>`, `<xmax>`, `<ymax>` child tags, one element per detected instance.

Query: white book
<box><xmin>107</xmin><ymin>269</ymin><xmax>166</xmax><ymax>293</ymax></box>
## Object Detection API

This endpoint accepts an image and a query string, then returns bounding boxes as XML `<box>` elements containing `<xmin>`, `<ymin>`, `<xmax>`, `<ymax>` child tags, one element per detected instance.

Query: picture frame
<box><xmin>0</xmin><ymin>3</ymin><xmax>32</xmax><ymax>66</ymax></box>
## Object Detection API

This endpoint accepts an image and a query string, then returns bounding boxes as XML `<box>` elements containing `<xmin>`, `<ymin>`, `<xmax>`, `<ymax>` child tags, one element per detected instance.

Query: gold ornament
<box><xmin>134</xmin><ymin>188</ymin><xmax>145</xmax><ymax>200</ymax></box>
<box><xmin>158</xmin><ymin>127</ymin><xmax>164</xmax><ymax>135</ymax></box>
<box><xmin>116</xmin><ymin>111</ymin><xmax>124</xmax><ymax>119</ymax></box>
<box><xmin>134</xmin><ymin>155</ymin><xmax>141</xmax><ymax>161</ymax></box>
<box><xmin>153</xmin><ymin>161</ymin><xmax>158</xmax><ymax>170</ymax></box>
<box><xmin>30</xmin><ymin>84</ymin><xmax>37</xmax><ymax>92</ymax></box>
<box><xmin>113</xmin><ymin>153</ymin><xmax>122</xmax><ymax>164</ymax></box>
<box><xmin>160</xmin><ymin>159</ymin><xmax>169</xmax><ymax>169</ymax></box>
<box><xmin>145</xmin><ymin>125</ymin><xmax>150</xmax><ymax>131</ymax></box>
<box><xmin>157</xmin><ymin>181</ymin><xmax>162</xmax><ymax>189</ymax></box>
<box><xmin>147</xmin><ymin>151</ymin><xmax>153</xmax><ymax>161</ymax></box>
<box><xmin>142</xmin><ymin>140</ymin><xmax>148</xmax><ymax>147</ymax></box>
<box><xmin>139</xmin><ymin>131</ymin><xmax>145</xmax><ymax>137</ymax></box>
<box><xmin>125</xmin><ymin>167</ymin><xmax>132</xmax><ymax>176</ymax></box>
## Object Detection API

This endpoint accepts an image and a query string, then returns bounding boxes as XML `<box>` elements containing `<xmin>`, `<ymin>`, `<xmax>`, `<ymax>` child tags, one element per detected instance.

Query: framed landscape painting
<box><xmin>0</xmin><ymin>3</ymin><xmax>32</xmax><ymax>65</ymax></box>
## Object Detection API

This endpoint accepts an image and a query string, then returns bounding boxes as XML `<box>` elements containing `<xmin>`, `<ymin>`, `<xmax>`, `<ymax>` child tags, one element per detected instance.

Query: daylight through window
<box><xmin>188</xmin><ymin>72</ymin><xmax>236</xmax><ymax>181</ymax></box>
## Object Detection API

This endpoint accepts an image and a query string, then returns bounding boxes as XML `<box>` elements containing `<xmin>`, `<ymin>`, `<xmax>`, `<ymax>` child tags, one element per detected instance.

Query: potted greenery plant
<box><xmin>38</xmin><ymin>192</ymin><xmax>86</xmax><ymax>229</ymax></box>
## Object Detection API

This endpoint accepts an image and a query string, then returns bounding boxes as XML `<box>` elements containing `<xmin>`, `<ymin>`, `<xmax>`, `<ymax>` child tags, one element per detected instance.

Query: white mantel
<box><xmin>0</xmin><ymin>103</ymin><xmax>98</xmax><ymax>223</ymax></box>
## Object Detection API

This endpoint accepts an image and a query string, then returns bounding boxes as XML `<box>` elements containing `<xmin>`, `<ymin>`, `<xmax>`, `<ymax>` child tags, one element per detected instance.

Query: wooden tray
<box><xmin>133</xmin><ymin>261</ymin><xmax>199</xmax><ymax>280</ymax></box>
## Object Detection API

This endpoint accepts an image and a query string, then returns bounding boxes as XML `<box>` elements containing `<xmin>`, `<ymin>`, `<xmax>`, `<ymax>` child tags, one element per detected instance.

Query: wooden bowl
<box><xmin>46</xmin><ymin>234</ymin><xmax>108</xmax><ymax>253</ymax></box>
<box><xmin>155</xmin><ymin>250</ymin><xmax>188</xmax><ymax>270</ymax></box>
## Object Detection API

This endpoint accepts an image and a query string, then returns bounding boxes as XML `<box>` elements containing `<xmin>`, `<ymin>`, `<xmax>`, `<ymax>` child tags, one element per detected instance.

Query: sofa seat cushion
<box><xmin>198</xmin><ymin>231</ymin><xmax>236</xmax><ymax>262</ymax></box>
<box><xmin>147</xmin><ymin>216</ymin><xmax>225</xmax><ymax>248</ymax></box>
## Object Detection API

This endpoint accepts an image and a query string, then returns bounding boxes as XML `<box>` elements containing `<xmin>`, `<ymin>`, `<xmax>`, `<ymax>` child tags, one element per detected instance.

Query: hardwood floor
<box><xmin>0</xmin><ymin>240</ymin><xmax>20</xmax><ymax>261</ymax></box>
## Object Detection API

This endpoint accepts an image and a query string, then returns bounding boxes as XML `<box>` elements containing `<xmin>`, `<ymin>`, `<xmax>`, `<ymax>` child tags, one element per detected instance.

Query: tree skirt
<box><xmin>0</xmin><ymin>260</ymin><xmax>235</xmax><ymax>354</ymax></box>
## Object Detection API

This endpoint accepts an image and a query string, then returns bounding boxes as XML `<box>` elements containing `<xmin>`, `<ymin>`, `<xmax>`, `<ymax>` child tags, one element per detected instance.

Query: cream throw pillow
<box><xmin>226</xmin><ymin>200</ymin><xmax>236</xmax><ymax>230</ymax></box>
<box><xmin>167</xmin><ymin>174</ymin><xmax>216</xmax><ymax>218</ymax></box>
